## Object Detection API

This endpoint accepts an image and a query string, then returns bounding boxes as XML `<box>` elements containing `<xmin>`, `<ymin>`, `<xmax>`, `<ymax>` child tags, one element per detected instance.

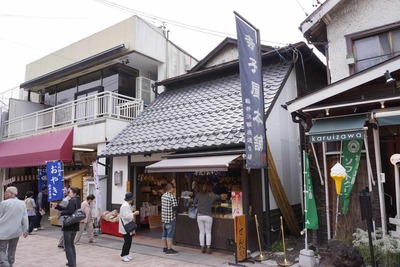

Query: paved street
<box><xmin>11</xmin><ymin>219</ymin><xmax>333</xmax><ymax>267</ymax></box>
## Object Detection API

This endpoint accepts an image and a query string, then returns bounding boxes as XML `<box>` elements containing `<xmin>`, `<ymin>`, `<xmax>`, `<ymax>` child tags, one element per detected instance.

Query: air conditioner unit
<box><xmin>136</xmin><ymin>76</ymin><xmax>155</xmax><ymax>105</ymax></box>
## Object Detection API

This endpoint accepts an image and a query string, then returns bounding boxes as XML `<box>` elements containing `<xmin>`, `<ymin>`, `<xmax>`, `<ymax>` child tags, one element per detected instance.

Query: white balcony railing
<box><xmin>2</xmin><ymin>91</ymin><xmax>143</xmax><ymax>138</ymax></box>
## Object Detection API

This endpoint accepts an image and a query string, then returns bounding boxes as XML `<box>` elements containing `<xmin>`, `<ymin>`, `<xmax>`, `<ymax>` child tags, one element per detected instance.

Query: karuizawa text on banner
<box><xmin>304</xmin><ymin>151</ymin><xmax>318</xmax><ymax>230</ymax></box>
<box><xmin>340</xmin><ymin>139</ymin><xmax>363</xmax><ymax>215</ymax></box>
<box><xmin>235</xmin><ymin>14</ymin><xmax>267</xmax><ymax>169</ymax></box>
<box><xmin>46</xmin><ymin>160</ymin><xmax>64</xmax><ymax>202</ymax></box>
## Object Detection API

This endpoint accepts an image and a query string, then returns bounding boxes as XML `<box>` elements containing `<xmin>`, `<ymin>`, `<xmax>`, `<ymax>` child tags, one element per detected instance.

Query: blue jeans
<box><xmin>162</xmin><ymin>220</ymin><xmax>176</xmax><ymax>240</ymax></box>
<box><xmin>63</xmin><ymin>231</ymin><xmax>77</xmax><ymax>267</ymax></box>
<box><xmin>0</xmin><ymin>237</ymin><xmax>19</xmax><ymax>267</ymax></box>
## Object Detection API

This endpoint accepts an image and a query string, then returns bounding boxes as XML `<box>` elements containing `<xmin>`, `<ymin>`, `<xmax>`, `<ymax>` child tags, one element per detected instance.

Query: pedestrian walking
<box><xmin>0</xmin><ymin>186</ymin><xmax>29</xmax><ymax>267</ymax></box>
<box><xmin>75</xmin><ymin>194</ymin><xmax>96</xmax><ymax>245</ymax></box>
<box><xmin>119</xmin><ymin>192</ymin><xmax>139</xmax><ymax>262</ymax></box>
<box><xmin>53</xmin><ymin>187</ymin><xmax>80</xmax><ymax>267</ymax></box>
<box><xmin>161</xmin><ymin>183</ymin><xmax>179</xmax><ymax>255</ymax></box>
<box><xmin>24</xmin><ymin>191</ymin><xmax>37</xmax><ymax>234</ymax></box>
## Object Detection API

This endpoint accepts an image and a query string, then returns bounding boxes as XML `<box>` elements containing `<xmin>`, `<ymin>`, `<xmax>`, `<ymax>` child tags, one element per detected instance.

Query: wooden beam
<box><xmin>267</xmin><ymin>141</ymin><xmax>301</xmax><ymax>237</ymax></box>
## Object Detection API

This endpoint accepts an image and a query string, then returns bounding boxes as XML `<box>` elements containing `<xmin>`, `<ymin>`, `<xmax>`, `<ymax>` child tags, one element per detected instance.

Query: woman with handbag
<box><xmin>119</xmin><ymin>192</ymin><xmax>139</xmax><ymax>262</ymax></box>
<box><xmin>52</xmin><ymin>187</ymin><xmax>80</xmax><ymax>267</ymax></box>
<box><xmin>24</xmin><ymin>191</ymin><xmax>37</xmax><ymax>234</ymax></box>
<box><xmin>193</xmin><ymin>183</ymin><xmax>227</xmax><ymax>254</ymax></box>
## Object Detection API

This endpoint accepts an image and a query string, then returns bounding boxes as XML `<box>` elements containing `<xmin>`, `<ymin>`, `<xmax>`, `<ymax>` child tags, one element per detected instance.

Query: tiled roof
<box><xmin>100</xmin><ymin>62</ymin><xmax>293</xmax><ymax>156</ymax></box>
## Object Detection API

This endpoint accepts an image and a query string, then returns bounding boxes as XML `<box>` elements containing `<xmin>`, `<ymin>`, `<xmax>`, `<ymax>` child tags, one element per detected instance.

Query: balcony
<box><xmin>2</xmin><ymin>91</ymin><xmax>143</xmax><ymax>138</ymax></box>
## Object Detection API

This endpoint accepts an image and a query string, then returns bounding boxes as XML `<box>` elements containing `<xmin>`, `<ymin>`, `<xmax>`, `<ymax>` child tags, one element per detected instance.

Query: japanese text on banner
<box><xmin>46</xmin><ymin>161</ymin><xmax>64</xmax><ymax>201</ymax></box>
<box><xmin>235</xmin><ymin>14</ymin><xmax>267</xmax><ymax>169</ymax></box>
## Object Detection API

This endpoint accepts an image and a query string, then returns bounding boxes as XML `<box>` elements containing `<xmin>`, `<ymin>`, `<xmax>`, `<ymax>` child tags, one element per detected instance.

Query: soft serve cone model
<box><xmin>330</xmin><ymin>162</ymin><xmax>347</xmax><ymax>195</ymax></box>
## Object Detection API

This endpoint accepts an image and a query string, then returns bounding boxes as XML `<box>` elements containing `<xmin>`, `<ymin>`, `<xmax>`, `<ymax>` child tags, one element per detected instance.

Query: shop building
<box><xmin>287</xmin><ymin>0</ymin><xmax>400</xmax><ymax>244</ymax></box>
<box><xmin>0</xmin><ymin>15</ymin><xmax>197</xmax><ymax>205</ymax></box>
<box><xmin>99</xmin><ymin>39</ymin><xmax>326</xmax><ymax>252</ymax></box>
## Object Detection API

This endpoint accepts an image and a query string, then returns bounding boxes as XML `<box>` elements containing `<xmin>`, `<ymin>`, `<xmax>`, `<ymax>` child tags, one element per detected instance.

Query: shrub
<box><xmin>352</xmin><ymin>228</ymin><xmax>400</xmax><ymax>266</ymax></box>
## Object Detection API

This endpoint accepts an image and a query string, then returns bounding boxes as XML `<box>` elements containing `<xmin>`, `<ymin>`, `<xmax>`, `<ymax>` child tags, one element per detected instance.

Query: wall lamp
<box><xmin>385</xmin><ymin>70</ymin><xmax>396</xmax><ymax>84</ymax></box>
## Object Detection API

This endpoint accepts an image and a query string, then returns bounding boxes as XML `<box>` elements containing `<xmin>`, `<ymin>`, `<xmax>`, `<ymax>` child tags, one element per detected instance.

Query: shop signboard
<box><xmin>37</xmin><ymin>166</ymin><xmax>47</xmax><ymax>192</ymax></box>
<box><xmin>231</xmin><ymin>191</ymin><xmax>243</xmax><ymax>217</ymax></box>
<box><xmin>234</xmin><ymin>215</ymin><xmax>247</xmax><ymax>262</ymax></box>
<box><xmin>93</xmin><ymin>161</ymin><xmax>102</xmax><ymax>219</ymax></box>
<box><xmin>235</xmin><ymin>13</ymin><xmax>267</xmax><ymax>169</ymax></box>
<box><xmin>46</xmin><ymin>160</ymin><xmax>63</xmax><ymax>202</ymax></box>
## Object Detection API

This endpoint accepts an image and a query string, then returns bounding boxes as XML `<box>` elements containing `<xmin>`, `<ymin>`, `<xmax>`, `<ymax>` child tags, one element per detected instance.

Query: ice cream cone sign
<box><xmin>330</xmin><ymin>162</ymin><xmax>347</xmax><ymax>195</ymax></box>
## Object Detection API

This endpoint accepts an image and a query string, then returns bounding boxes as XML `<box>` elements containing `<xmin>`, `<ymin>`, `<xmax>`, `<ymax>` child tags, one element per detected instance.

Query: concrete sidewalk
<box><xmin>12</xmin><ymin>218</ymin><xmax>332</xmax><ymax>267</ymax></box>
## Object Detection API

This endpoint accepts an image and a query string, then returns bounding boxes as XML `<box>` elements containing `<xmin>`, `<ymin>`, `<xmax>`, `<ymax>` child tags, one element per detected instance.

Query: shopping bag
<box><xmin>120</xmin><ymin>218</ymin><xmax>137</xmax><ymax>233</ymax></box>
<box><xmin>188</xmin><ymin>206</ymin><xmax>197</xmax><ymax>219</ymax></box>
<box><xmin>63</xmin><ymin>209</ymin><xmax>86</xmax><ymax>226</ymax></box>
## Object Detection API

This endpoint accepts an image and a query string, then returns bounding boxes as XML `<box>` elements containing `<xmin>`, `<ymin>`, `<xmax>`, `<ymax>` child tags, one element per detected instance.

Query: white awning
<box><xmin>146</xmin><ymin>154</ymin><xmax>242</xmax><ymax>173</ymax></box>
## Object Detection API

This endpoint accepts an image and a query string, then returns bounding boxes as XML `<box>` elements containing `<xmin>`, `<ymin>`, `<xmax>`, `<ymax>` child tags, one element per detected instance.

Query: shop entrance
<box><xmin>135</xmin><ymin>166</ymin><xmax>175</xmax><ymax>238</ymax></box>
<box><xmin>379</xmin><ymin>126</ymin><xmax>400</xmax><ymax>223</ymax></box>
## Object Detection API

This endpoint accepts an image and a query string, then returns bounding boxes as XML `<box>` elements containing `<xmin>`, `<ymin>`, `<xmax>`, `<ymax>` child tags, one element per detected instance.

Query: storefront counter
<box><xmin>175</xmin><ymin>213</ymin><xmax>235</xmax><ymax>251</ymax></box>
<box><xmin>100</xmin><ymin>219</ymin><xmax>123</xmax><ymax>237</ymax></box>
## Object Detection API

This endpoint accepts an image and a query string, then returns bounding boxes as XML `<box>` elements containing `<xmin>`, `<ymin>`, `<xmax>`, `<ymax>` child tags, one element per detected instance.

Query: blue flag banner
<box><xmin>46</xmin><ymin>161</ymin><xmax>64</xmax><ymax>201</ymax></box>
<box><xmin>235</xmin><ymin>14</ymin><xmax>267</xmax><ymax>169</ymax></box>
<box><xmin>37</xmin><ymin>166</ymin><xmax>47</xmax><ymax>192</ymax></box>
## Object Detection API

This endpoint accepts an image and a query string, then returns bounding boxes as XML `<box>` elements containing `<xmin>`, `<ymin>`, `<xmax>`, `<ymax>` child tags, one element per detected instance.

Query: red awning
<box><xmin>0</xmin><ymin>128</ymin><xmax>73</xmax><ymax>168</ymax></box>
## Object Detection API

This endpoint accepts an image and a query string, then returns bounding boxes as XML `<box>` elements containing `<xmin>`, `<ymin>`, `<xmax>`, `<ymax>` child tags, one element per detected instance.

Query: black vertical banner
<box><xmin>235</xmin><ymin>13</ymin><xmax>267</xmax><ymax>169</ymax></box>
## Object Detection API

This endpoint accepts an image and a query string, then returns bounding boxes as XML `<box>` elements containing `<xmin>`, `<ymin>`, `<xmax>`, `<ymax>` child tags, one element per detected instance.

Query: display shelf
<box><xmin>100</xmin><ymin>219</ymin><xmax>123</xmax><ymax>237</ymax></box>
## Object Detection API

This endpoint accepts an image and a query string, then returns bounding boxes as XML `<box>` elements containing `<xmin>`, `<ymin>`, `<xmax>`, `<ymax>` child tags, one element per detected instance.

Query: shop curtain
<box><xmin>340</xmin><ymin>139</ymin><xmax>363</xmax><ymax>215</ymax></box>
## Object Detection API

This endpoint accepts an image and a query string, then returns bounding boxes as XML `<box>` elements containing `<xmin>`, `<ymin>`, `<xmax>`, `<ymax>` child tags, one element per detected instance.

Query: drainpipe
<box><xmin>373</xmin><ymin>126</ymin><xmax>387</xmax><ymax>234</ymax></box>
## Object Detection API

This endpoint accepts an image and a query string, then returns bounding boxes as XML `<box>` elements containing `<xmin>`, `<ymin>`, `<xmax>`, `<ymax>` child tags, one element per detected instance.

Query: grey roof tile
<box><xmin>100</xmin><ymin>62</ymin><xmax>292</xmax><ymax>156</ymax></box>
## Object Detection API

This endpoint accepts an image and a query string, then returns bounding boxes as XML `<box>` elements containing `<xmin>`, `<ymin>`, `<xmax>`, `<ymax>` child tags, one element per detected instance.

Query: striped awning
<box><xmin>3</xmin><ymin>175</ymin><xmax>38</xmax><ymax>186</ymax></box>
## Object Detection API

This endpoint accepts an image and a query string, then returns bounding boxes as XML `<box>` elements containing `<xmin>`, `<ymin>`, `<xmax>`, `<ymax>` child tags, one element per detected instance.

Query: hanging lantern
<box><xmin>330</xmin><ymin>162</ymin><xmax>347</xmax><ymax>195</ymax></box>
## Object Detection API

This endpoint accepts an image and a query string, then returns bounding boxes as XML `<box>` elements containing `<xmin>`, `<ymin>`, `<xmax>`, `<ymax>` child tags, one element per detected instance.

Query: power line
<box><xmin>93</xmin><ymin>0</ymin><xmax>287</xmax><ymax>46</ymax></box>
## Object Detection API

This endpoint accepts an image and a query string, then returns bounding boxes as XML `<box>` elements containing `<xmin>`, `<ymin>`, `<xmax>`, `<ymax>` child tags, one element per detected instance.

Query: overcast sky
<box><xmin>0</xmin><ymin>0</ymin><xmax>323</xmax><ymax>94</ymax></box>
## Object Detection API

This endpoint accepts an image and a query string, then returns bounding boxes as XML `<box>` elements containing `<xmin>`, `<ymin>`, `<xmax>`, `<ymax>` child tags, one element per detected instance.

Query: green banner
<box><xmin>304</xmin><ymin>151</ymin><xmax>318</xmax><ymax>230</ymax></box>
<box><xmin>340</xmin><ymin>139</ymin><xmax>363</xmax><ymax>215</ymax></box>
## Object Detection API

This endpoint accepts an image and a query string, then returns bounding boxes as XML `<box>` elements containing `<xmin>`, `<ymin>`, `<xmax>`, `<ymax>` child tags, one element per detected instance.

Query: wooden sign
<box><xmin>234</xmin><ymin>215</ymin><xmax>247</xmax><ymax>262</ymax></box>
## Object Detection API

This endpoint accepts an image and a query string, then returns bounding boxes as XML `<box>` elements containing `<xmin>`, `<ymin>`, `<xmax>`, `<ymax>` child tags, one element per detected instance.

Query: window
<box><xmin>350</xmin><ymin>25</ymin><xmax>400</xmax><ymax>73</ymax></box>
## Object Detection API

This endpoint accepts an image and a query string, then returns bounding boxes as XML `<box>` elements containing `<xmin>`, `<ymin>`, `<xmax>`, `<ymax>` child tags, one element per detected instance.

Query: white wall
<box><xmin>327</xmin><ymin>0</ymin><xmax>400</xmax><ymax>82</ymax></box>
<box><xmin>111</xmin><ymin>156</ymin><xmax>129</xmax><ymax>205</ymax></box>
<box><xmin>73</xmin><ymin>119</ymin><xmax>130</xmax><ymax>146</ymax></box>
<box><xmin>8</xmin><ymin>99</ymin><xmax>45</xmax><ymax>120</ymax></box>
<box><xmin>97</xmin><ymin>143</ymin><xmax>107</xmax><ymax>213</ymax></box>
<box><xmin>265</xmin><ymin>69</ymin><xmax>302</xmax><ymax>209</ymax></box>
<box><xmin>24</xmin><ymin>15</ymin><xmax>197</xmax><ymax>84</ymax></box>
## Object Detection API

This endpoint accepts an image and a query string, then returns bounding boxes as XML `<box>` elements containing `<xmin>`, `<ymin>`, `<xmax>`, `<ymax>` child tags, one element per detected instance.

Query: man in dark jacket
<box><xmin>53</xmin><ymin>187</ymin><xmax>80</xmax><ymax>267</ymax></box>
<box><xmin>34</xmin><ymin>185</ymin><xmax>48</xmax><ymax>230</ymax></box>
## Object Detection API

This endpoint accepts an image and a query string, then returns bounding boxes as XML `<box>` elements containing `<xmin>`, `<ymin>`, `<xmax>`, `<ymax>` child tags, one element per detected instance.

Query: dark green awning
<box><xmin>307</xmin><ymin>115</ymin><xmax>366</xmax><ymax>143</ymax></box>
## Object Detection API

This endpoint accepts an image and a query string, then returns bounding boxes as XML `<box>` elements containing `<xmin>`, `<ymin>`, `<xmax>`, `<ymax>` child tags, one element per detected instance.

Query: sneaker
<box><xmin>206</xmin><ymin>247</ymin><xmax>212</xmax><ymax>254</ymax></box>
<box><xmin>201</xmin><ymin>246</ymin><xmax>206</xmax><ymax>254</ymax></box>
<box><xmin>38</xmin><ymin>227</ymin><xmax>45</xmax><ymax>230</ymax></box>
<box><xmin>166</xmin><ymin>249</ymin><xmax>179</xmax><ymax>255</ymax></box>
<box><xmin>126</xmin><ymin>255</ymin><xmax>133</xmax><ymax>260</ymax></box>
<box><xmin>89</xmin><ymin>240</ymin><xmax>97</xmax><ymax>243</ymax></box>
<box><xmin>120</xmin><ymin>256</ymin><xmax>130</xmax><ymax>262</ymax></box>
<box><xmin>33</xmin><ymin>228</ymin><xmax>38</xmax><ymax>232</ymax></box>
<box><xmin>163</xmin><ymin>247</ymin><xmax>167</xmax><ymax>253</ymax></box>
